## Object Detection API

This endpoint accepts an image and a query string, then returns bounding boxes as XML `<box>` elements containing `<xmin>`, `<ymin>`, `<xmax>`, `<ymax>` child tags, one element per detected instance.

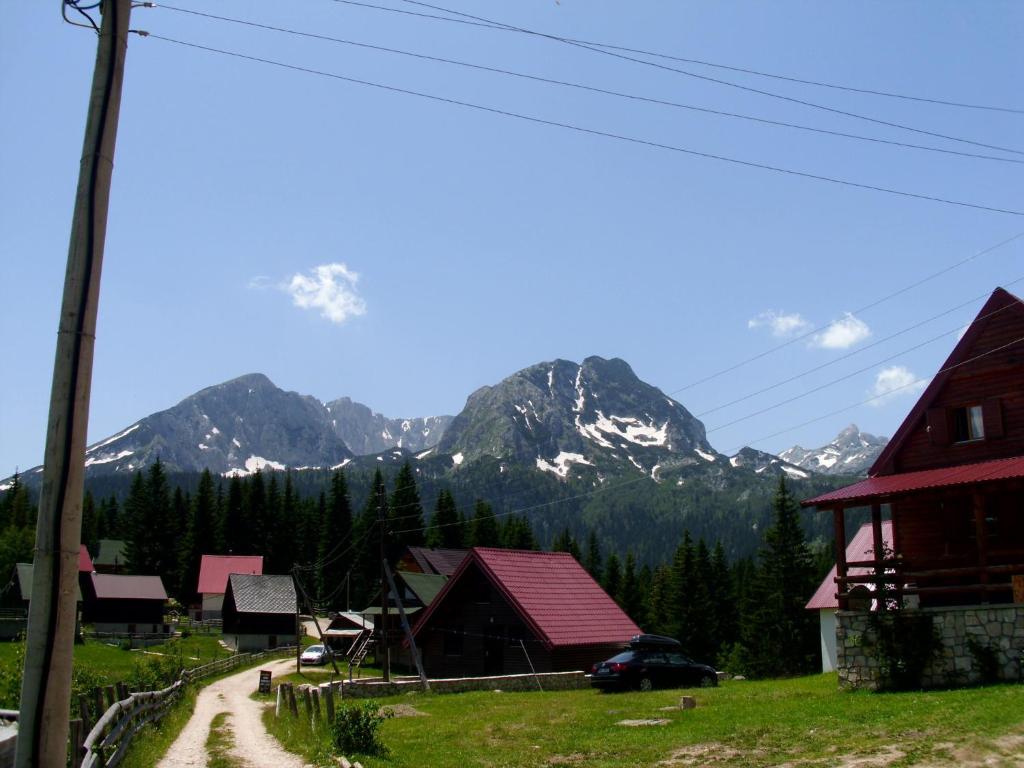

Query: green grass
<box><xmin>206</xmin><ymin>712</ymin><xmax>243</xmax><ymax>768</ymax></box>
<box><xmin>262</xmin><ymin>674</ymin><xmax>1024</xmax><ymax>767</ymax></box>
<box><xmin>119</xmin><ymin>685</ymin><xmax>199</xmax><ymax>768</ymax></box>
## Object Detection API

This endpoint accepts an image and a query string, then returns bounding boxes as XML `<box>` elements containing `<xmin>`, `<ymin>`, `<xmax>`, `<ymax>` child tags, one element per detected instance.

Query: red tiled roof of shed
<box><xmin>806</xmin><ymin>521</ymin><xmax>892</xmax><ymax>610</ymax></box>
<box><xmin>91</xmin><ymin>573</ymin><xmax>167</xmax><ymax>601</ymax></box>
<box><xmin>79</xmin><ymin>545</ymin><xmax>94</xmax><ymax>573</ymax></box>
<box><xmin>197</xmin><ymin>555</ymin><xmax>264</xmax><ymax>594</ymax></box>
<box><xmin>413</xmin><ymin>547</ymin><xmax>640</xmax><ymax>650</ymax></box>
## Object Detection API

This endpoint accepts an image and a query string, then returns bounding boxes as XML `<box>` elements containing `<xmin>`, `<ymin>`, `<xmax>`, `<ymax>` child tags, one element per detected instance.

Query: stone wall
<box><xmin>837</xmin><ymin>605</ymin><xmax>1024</xmax><ymax>689</ymax></box>
<box><xmin>338</xmin><ymin>670</ymin><xmax>588</xmax><ymax>698</ymax></box>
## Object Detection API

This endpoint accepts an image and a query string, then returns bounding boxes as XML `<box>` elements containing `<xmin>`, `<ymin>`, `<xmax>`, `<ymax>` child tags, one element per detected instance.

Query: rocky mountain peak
<box><xmin>779</xmin><ymin>424</ymin><xmax>888</xmax><ymax>477</ymax></box>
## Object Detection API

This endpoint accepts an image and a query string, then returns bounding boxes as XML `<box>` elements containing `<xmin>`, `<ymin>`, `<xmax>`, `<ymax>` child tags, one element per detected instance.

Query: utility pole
<box><xmin>18</xmin><ymin>1</ymin><xmax>132</xmax><ymax>765</ymax></box>
<box><xmin>378</xmin><ymin>485</ymin><xmax>390</xmax><ymax>682</ymax></box>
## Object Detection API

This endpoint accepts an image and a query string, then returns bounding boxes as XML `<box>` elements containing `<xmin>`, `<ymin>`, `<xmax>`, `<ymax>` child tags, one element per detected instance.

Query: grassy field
<box><xmin>262</xmin><ymin>674</ymin><xmax>1024</xmax><ymax>768</ymax></box>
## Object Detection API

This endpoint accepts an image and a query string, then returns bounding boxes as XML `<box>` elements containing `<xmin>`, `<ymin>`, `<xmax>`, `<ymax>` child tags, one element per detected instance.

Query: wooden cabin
<box><xmin>222</xmin><ymin>574</ymin><xmax>296</xmax><ymax>651</ymax></box>
<box><xmin>803</xmin><ymin>287</ymin><xmax>1024</xmax><ymax>686</ymax></box>
<box><xmin>323</xmin><ymin>612</ymin><xmax>374</xmax><ymax>654</ymax></box>
<box><xmin>196</xmin><ymin>555</ymin><xmax>264</xmax><ymax>620</ymax></box>
<box><xmin>81</xmin><ymin>573</ymin><xmax>169</xmax><ymax>635</ymax></box>
<box><xmin>92</xmin><ymin>539</ymin><xmax>127</xmax><ymax>574</ymax></box>
<box><xmin>411</xmin><ymin>548</ymin><xmax>640</xmax><ymax>678</ymax></box>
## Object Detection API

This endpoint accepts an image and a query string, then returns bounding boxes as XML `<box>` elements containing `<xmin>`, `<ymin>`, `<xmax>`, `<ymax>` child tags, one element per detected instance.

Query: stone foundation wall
<box><xmin>837</xmin><ymin>605</ymin><xmax>1024</xmax><ymax>689</ymax></box>
<box><xmin>338</xmin><ymin>670</ymin><xmax>588</xmax><ymax>698</ymax></box>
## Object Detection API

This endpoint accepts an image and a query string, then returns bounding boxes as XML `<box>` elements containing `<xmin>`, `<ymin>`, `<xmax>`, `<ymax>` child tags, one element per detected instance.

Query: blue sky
<box><xmin>1</xmin><ymin>1</ymin><xmax>1021</xmax><ymax>476</ymax></box>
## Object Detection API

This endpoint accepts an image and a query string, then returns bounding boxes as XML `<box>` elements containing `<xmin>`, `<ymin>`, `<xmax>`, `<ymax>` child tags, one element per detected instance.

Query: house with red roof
<box><xmin>802</xmin><ymin>287</ymin><xmax>1024</xmax><ymax>687</ymax></box>
<box><xmin>410</xmin><ymin>548</ymin><xmax>640</xmax><ymax>677</ymax></box>
<box><xmin>196</xmin><ymin>555</ymin><xmax>264</xmax><ymax>620</ymax></box>
<box><xmin>81</xmin><ymin>573</ymin><xmax>169</xmax><ymax>635</ymax></box>
<box><xmin>806</xmin><ymin>521</ymin><xmax>893</xmax><ymax>673</ymax></box>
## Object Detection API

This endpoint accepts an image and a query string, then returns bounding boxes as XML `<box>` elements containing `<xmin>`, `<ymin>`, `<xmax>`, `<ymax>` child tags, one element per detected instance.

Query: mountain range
<box><xmin>6</xmin><ymin>357</ymin><xmax>886</xmax><ymax>487</ymax></box>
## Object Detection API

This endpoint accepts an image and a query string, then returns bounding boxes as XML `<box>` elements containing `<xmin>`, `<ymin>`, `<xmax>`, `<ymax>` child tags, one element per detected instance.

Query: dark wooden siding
<box><xmin>891</xmin><ymin>308</ymin><xmax>1024</xmax><ymax>474</ymax></box>
<box><xmin>82</xmin><ymin>598</ymin><xmax>164</xmax><ymax>625</ymax></box>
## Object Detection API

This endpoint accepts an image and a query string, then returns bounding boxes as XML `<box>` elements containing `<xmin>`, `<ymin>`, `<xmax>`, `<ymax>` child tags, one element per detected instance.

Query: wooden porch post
<box><xmin>833</xmin><ymin>506</ymin><xmax>848</xmax><ymax>610</ymax></box>
<box><xmin>973</xmin><ymin>490</ymin><xmax>989</xmax><ymax>604</ymax></box>
<box><xmin>871</xmin><ymin>504</ymin><xmax>887</xmax><ymax>611</ymax></box>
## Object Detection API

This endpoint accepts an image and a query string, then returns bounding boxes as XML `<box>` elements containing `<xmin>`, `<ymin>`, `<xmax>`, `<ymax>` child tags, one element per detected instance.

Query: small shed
<box><xmin>323</xmin><ymin>612</ymin><xmax>374</xmax><ymax>654</ymax></box>
<box><xmin>93</xmin><ymin>539</ymin><xmax>127</xmax><ymax>574</ymax></box>
<box><xmin>81</xmin><ymin>573</ymin><xmax>168</xmax><ymax>635</ymax></box>
<box><xmin>411</xmin><ymin>548</ymin><xmax>640</xmax><ymax>677</ymax></box>
<box><xmin>222</xmin><ymin>574</ymin><xmax>297</xmax><ymax>651</ymax></box>
<box><xmin>196</xmin><ymin>555</ymin><xmax>264</xmax><ymax>620</ymax></box>
<box><xmin>806</xmin><ymin>521</ymin><xmax>893</xmax><ymax>672</ymax></box>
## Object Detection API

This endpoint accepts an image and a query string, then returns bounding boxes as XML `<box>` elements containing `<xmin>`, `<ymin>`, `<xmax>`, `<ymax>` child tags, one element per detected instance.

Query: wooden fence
<box><xmin>0</xmin><ymin>645</ymin><xmax>298</xmax><ymax>768</ymax></box>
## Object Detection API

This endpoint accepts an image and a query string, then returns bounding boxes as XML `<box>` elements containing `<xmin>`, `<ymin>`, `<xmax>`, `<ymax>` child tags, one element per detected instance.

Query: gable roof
<box><xmin>869</xmin><ymin>287</ymin><xmax>1024</xmax><ymax>476</ymax></box>
<box><xmin>405</xmin><ymin>547</ymin><xmax>468</xmax><ymax>577</ymax></box>
<box><xmin>197</xmin><ymin>555</ymin><xmax>264</xmax><ymax>594</ymax></box>
<box><xmin>78</xmin><ymin>545</ymin><xmax>94</xmax><ymax>573</ymax></box>
<box><xmin>90</xmin><ymin>573</ymin><xmax>167</xmax><ymax>601</ymax></box>
<box><xmin>806</xmin><ymin>521</ymin><xmax>893</xmax><ymax>610</ymax></box>
<box><xmin>396</xmin><ymin>570</ymin><xmax>446</xmax><ymax>607</ymax></box>
<box><xmin>94</xmin><ymin>539</ymin><xmax>126</xmax><ymax>567</ymax></box>
<box><xmin>13</xmin><ymin>563</ymin><xmax>83</xmax><ymax>602</ymax></box>
<box><xmin>413</xmin><ymin>548</ymin><xmax>640</xmax><ymax>650</ymax></box>
<box><xmin>227</xmin><ymin>574</ymin><xmax>296</xmax><ymax>615</ymax></box>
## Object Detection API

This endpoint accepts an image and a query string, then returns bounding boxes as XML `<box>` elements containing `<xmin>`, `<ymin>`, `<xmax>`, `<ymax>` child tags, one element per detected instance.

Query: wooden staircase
<box><xmin>347</xmin><ymin>629</ymin><xmax>374</xmax><ymax>680</ymax></box>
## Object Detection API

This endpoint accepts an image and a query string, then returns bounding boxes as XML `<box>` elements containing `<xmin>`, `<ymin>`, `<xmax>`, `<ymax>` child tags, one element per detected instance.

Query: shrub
<box><xmin>967</xmin><ymin>637</ymin><xmax>1000</xmax><ymax>685</ymax></box>
<box><xmin>331</xmin><ymin>700</ymin><xmax>392</xmax><ymax>756</ymax></box>
<box><xmin>868</xmin><ymin>612</ymin><xmax>941</xmax><ymax>691</ymax></box>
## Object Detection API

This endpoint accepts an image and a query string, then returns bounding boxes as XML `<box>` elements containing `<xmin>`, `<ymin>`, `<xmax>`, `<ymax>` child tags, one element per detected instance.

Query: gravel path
<box><xmin>156</xmin><ymin>658</ymin><xmax>311</xmax><ymax>768</ymax></box>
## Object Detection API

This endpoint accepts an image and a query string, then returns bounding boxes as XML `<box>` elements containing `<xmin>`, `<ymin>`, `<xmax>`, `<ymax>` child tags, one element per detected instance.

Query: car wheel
<box><xmin>638</xmin><ymin>676</ymin><xmax>653</xmax><ymax>692</ymax></box>
<box><xmin>700</xmin><ymin>674</ymin><xmax>716</xmax><ymax>688</ymax></box>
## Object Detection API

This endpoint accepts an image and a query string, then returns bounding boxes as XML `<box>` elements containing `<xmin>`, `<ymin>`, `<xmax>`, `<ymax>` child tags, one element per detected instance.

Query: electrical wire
<box><xmin>333</xmin><ymin>0</ymin><xmax>1024</xmax><ymax>156</ymax></box>
<box><xmin>667</xmin><ymin>231</ymin><xmax>1024</xmax><ymax>394</ymax></box>
<box><xmin>155</xmin><ymin>4</ymin><xmax>1023</xmax><ymax>166</ymax></box>
<box><xmin>146</xmin><ymin>35</ymin><xmax>1024</xmax><ymax>218</ymax></box>
<box><xmin>695</xmin><ymin>276</ymin><xmax>1024</xmax><ymax>419</ymax></box>
<box><xmin>62</xmin><ymin>0</ymin><xmax>100</xmax><ymax>33</ymax></box>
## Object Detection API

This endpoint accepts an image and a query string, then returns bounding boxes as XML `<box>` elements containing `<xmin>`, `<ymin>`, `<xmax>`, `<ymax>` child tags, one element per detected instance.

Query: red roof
<box><xmin>806</xmin><ymin>521</ymin><xmax>892</xmax><ymax>610</ymax></box>
<box><xmin>197</xmin><ymin>555</ymin><xmax>264</xmax><ymax>594</ymax></box>
<box><xmin>802</xmin><ymin>455</ymin><xmax>1024</xmax><ymax>508</ymax></box>
<box><xmin>79</xmin><ymin>545</ymin><xmax>94</xmax><ymax>573</ymax></box>
<box><xmin>413</xmin><ymin>548</ymin><xmax>640</xmax><ymax>650</ymax></box>
<box><xmin>91</xmin><ymin>573</ymin><xmax>167</xmax><ymax>601</ymax></box>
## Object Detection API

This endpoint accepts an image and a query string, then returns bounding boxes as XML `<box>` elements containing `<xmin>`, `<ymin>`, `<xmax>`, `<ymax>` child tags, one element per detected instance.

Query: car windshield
<box><xmin>306</xmin><ymin>645</ymin><xmax>324</xmax><ymax>653</ymax></box>
<box><xmin>605</xmin><ymin>651</ymin><xmax>636</xmax><ymax>663</ymax></box>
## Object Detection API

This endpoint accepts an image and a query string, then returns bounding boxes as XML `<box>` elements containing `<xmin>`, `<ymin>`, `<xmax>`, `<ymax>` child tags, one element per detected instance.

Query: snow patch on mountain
<box><xmin>536</xmin><ymin>452</ymin><xmax>592</xmax><ymax>478</ymax></box>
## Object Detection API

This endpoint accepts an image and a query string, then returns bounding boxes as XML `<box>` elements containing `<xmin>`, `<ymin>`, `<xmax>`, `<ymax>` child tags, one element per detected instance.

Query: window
<box><xmin>952</xmin><ymin>405</ymin><xmax>985</xmax><ymax>442</ymax></box>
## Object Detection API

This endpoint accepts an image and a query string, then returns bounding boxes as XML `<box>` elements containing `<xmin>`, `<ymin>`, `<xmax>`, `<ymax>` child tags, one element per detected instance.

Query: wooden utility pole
<box><xmin>18</xmin><ymin>1</ymin><xmax>132</xmax><ymax>765</ymax></box>
<box><xmin>378</xmin><ymin>486</ymin><xmax>390</xmax><ymax>682</ymax></box>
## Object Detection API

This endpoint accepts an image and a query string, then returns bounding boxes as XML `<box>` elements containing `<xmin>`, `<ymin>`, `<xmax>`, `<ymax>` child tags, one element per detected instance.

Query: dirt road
<box><xmin>156</xmin><ymin>657</ymin><xmax>310</xmax><ymax>768</ymax></box>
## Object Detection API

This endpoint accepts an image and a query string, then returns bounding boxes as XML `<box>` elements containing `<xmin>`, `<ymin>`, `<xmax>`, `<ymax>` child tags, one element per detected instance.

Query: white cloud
<box><xmin>285</xmin><ymin>263</ymin><xmax>367</xmax><ymax>324</ymax></box>
<box><xmin>812</xmin><ymin>313</ymin><xmax>871</xmax><ymax>349</ymax></box>
<box><xmin>247</xmin><ymin>275</ymin><xmax>271</xmax><ymax>290</ymax></box>
<box><xmin>869</xmin><ymin>365</ymin><xmax>927</xmax><ymax>406</ymax></box>
<box><xmin>748</xmin><ymin>310</ymin><xmax>810</xmax><ymax>338</ymax></box>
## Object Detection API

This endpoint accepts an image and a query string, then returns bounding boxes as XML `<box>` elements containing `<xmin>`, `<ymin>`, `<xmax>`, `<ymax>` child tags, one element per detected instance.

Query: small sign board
<box><xmin>258</xmin><ymin>669</ymin><xmax>272</xmax><ymax>694</ymax></box>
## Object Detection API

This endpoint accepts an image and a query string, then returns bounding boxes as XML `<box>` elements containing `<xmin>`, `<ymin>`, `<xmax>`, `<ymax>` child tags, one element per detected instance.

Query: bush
<box><xmin>331</xmin><ymin>700</ymin><xmax>392</xmax><ymax>756</ymax></box>
<box><xmin>868</xmin><ymin>612</ymin><xmax>941</xmax><ymax>691</ymax></box>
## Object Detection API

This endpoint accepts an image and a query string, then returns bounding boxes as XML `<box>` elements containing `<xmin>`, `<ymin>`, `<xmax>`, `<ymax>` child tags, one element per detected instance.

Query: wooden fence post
<box><xmin>276</xmin><ymin>683</ymin><xmax>284</xmax><ymax>717</ymax></box>
<box><xmin>301</xmin><ymin>686</ymin><xmax>313</xmax><ymax>721</ymax></box>
<box><xmin>69</xmin><ymin>719</ymin><xmax>83</xmax><ymax>768</ymax></box>
<box><xmin>286</xmin><ymin>684</ymin><xmax>298</xmax><ymax>717</ymax></box>
<box><xmin>78</xmin><ymin>693</ymin><xmax>92</xmax><ymax>733</ymax></box>
<box><xmin>93</xmin><ymin>687</ymin><xmax>105</xmax><ymax>719</ymax></box>
<box><xmin>104</xmin><ymin>685</ymin><xmax>117</xmax><ymax>709</ymax></box>
<box><xmin>116</xmin><ymin>682</ymin><xmax>129</xmax><ymax>700</ymax></box>
<box><xmin>311</xmin><ymin>686</ymin><xmax>321</xmax><ymax>725</ymax></box>
<box><xmin>321</xmin><ymin>682</ymin><xmax>335</xmax><ymax>724</ymax></box>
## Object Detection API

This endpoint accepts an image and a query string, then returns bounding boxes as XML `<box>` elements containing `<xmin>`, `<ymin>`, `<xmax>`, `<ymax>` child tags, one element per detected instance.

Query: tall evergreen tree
<box><xmin>710</xmin><ymin>542</ymin><xmax>736</xmax><ymax>653</ymax></box>
<box><xmin>603</xmin><ymin>553</ymin><xmax>623</xmax><ymax>605</ymax></box>
<box><xmin>81</xmin><ymin>490</ymin><xmax>98</xmax><ymax>554</ymax></box>
<box><xmin>551</xmin><ymin>527</ymin><xmax>581</xmax><ymax>562</ymax></box>
<box><xmin>426</xmin><ymin>489</ymin><xmax>462</xmax><ymax>549</ymax></box>
<box><xmin>645</xmin><ymin>565</ymin><xmax>674</xmax><ymax>636</ymax></box>
<box><xmin>318</xmin><ymin>470</ymin><xmax>353</xmax><ymax>604</ymax></box>
<box><xmin>222</xmin><ymin>475</ymin><xmax>244</xmax><ymax>554</ymax></box>
<box><xmin>621</xmin><ymin>552</ymin><xmax>642</xmax><ymax>622</ymax></box>
<box><xmin>468</xmin><ymin>499</ymin><xmax>500</xmax><ymax>548</ymax></box>
<box><xmin>389</xmin><ymin>462</ymin><xmax>425</xmax><ymax>548</ymax></box>
<box><xmin>351</xmin><ymin>469</ymin><xmax>387</xmax><ymax>606</ymax></box>
<box><xmin>180</xmin><ymin>469</ymin><xmax>217</xmax><ymax>605</ymax></box>
<box><xmin>739</xmin><ymin>477</ymin><xmax>818</xmax><ymax>677</ymax></box>
<box><xmin>584</xmin><ymin>530</ymin><xmax>603</xmax><ymax>583</ymax></box>
<box><xmin>500</xmin><ymin>514</ymin><xmax>537</xmax><ymax>550</ymax></box>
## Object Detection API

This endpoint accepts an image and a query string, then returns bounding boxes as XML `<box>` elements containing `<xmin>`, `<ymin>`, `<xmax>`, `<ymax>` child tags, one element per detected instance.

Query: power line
<box><xmin>333</xmin><ymin>0</ymin><xmax>1024</xmax><ymax>157</ymax></box>
<box><xmin>147</xmin><ymin>35</ymin><xmax>1024</xmax><ymax>218</ymax></box>
<box><xmin>735</xmin><ymin>332</ymin><xmax>1024</xmax><ymax>453</ymax></box>
<box><xmin>695</xmin><ymin>276</ymin><xmax>1024</xmax><ymax>419</ymax></box>
<box><xmin>155</xmin><ymin>4</ymin><xmax>1023</xmax><ymax>166</ymax></box>
<box><xmin>668</xmin><ymin>231</ymin><xmax>1024</xmax><ymax>394</ymax></box>
<box><xmin>332</xmin><ymin>0</ymin><xmax>1024</xmax><ymax>116</ymax></box>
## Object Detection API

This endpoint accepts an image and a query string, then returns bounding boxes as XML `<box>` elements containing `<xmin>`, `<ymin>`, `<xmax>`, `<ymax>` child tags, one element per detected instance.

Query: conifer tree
<box><xmin>645</xmin><ymin>565</ymin><xmax>673</xmax><ymax>636</ymax></box>
<box><xmin>318</xmin><ymin>470</ymin><xmax>353</xmax><ymax>603</ymax></box>
<box><xmin>739</xmin><ymin>477</ymin><xmax>818</xmax><ymax>677</ymax></box>
<box><xmin>621</xmin><ymin>552</ymin><xmax>642</xmax><ymax>622</ymax></box>
<box><xmin>500</xmin><ymin>514</ymin><xmax>537</xmax><ymax>550</ymax></box>
<box><xmin>584</xmin><ymin>531</ymin><xmax>603</xmax><ymax>583</ymax></box>
<box><xmin>670</xmin><ymin>531</ymin><xmax>695</xmax><ymax>645</ymax></box>
<box><xmin>351</xmin><ymin>469</ymin><xmax>387</xmax><ymax>606</ymax></box>
<box><xmin>426</xmin><ymin>489</ymin><xmax>462</xmax><ymax>549</ymax></box>
<box><xmin>688</xmin><ymin>539</ymin><xmax>716</xmax><ymax>663</ymax></box>
<box><xmin>81</xmin><ymin>491</ymin><xmax>98</xmax><ymax>554</ymax></box>
<box><xmin>124</xmin><ymin>470</ymin><xmax>152</xmax><ymax>573</ymax></box>
<box><xmin>551</xmin><ymin>527</ymin><xmax>581</xmax><ymax>561</ymax></box>
<box><xmin>710</xmin><ymin>542</ymin><xmax>736</xmax><ymax>652</ymax></box>
<box><xmin>469</xmin><ymin>499</ymin><xmax>500</xmax><ymax>548</ymax></box>
<box><xmin>244</xmin><ymin>470</ymin><xmax>267</xmax><ymax>555</ymax></box>
<box><xmin>389</xmin><ymin>461</ymin><xmax>425</xmax><ymax>548</ymax></box>
<box><xmin>603</xmin><ymin>553</ymin><xmax>623</xmax><ymax>605</ymax></box>
<box><xmin>179</xmin><ymin>469</ymin><xmax>217</xmax><ymax>605</ymax></box>
<box><xmin>223</xmin><ymin>476</ymin><xmax>244</xmax><ymax>554</ymax></box>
